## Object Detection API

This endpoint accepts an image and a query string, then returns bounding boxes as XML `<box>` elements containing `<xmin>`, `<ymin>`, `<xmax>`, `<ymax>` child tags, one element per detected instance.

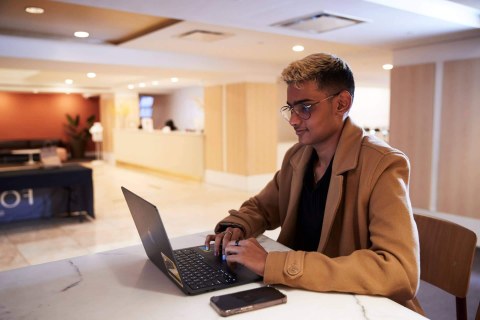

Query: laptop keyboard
<box><xmin>174</xmin><ymin>248</ymin><xmax>237</xmax><ymax>290</ymax></box>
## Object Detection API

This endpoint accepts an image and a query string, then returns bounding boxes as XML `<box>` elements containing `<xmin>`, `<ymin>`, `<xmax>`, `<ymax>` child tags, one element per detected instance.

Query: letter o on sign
<box><xmin>0</xmin><ymin>190</ymin><xmax>21</xmax><ymax>208</ymax></box>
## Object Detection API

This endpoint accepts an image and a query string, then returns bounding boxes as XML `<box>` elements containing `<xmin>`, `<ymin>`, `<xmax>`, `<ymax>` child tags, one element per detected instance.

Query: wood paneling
<box><xmin>246</xmin><ymin>83</ymin><xmax>277</xmax><ymax>175</ymax></box>
<box><xmin>204</xmin><ymin>85</ymin><xmax>224</xmax><ymax>171</ymax></box>
<box><xmin>389</xmin><ymin>64</ymin><xmax>435</xmax><ymax>209</ymax></box>
<box><xmin>437</xmin><ymin>58</ymin><xmax>480</xmax><ymax>218</ymax></box>
<box><xmin>226</xmin><ymin>83</ymin><xmax>247</xmax><ymax>174</ymax></box>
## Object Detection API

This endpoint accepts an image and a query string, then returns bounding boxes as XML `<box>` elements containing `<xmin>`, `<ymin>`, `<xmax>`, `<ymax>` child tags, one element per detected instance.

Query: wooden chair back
<box><xmin>414</xmin><ymin>213</ymin><xmax>477</xmax><ymax>320</ymax></box>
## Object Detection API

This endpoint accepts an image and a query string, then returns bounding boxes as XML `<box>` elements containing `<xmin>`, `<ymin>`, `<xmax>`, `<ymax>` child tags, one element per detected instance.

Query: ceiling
<box><xmin>0</xmin><ymin>0</ymin><xmax>479</xmax><ymax>95</ymax></box>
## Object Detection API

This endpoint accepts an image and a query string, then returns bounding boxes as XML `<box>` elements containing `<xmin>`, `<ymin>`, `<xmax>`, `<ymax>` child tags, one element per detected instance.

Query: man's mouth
<box><xmin>295</xmin><ymin>128</ymin><xmax>307</xmax><ymax>135</ymax></box>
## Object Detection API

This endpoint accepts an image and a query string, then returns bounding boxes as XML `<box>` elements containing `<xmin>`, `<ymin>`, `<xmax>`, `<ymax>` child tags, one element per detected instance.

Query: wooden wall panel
<box><xmin>204</xmin><ymin>85</ymin><xmax>224</xmax><ymax>171</ymax></box>
<box><xmin>389</xmin><ymin>64</ymin><xmax>435</xmax><ymax>209</ymax></box>
<box><xmin>246</xmin><ymin>83</ymin><xmax>277</xmax><ymax>175</ymax></box>
<box><xmin>437</xmin><ymin>58</ymin><xmax>480</xmax><ymax>218</ymax></box>
<box><xmin>226</xmin><ymin>83</ymin><xmax>247</xmax><ymax>175</ymax></box>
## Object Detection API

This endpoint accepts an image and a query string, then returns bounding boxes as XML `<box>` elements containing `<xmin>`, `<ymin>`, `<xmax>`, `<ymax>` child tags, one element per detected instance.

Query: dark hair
<box><xmin>165</xmin><ymin>119</ymin><xmax>177</xmax><ymax>131</ymax></box>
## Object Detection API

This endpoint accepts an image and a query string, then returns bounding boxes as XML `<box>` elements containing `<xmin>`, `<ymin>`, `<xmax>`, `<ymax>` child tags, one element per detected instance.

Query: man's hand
<box><xmin>205</xmin><ymin>227</ymin><xmax>244</xmax><ymax>257</ymax></box>
<box><xmin>224</xmin><ymin>238</ymin><xmax>267</xmax><ymax>276</ymax></box>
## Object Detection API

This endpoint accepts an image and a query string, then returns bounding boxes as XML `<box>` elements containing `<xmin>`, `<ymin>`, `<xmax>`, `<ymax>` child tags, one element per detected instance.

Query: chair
<box><xmin>476</xmin><ymin>302</ymin><xmax>479</xmax><ymax>320</ymax></box>
<box><xmin>414</xmin><ymin>213</ymin><xmax>477</xmax><ymax>320</ymax></box>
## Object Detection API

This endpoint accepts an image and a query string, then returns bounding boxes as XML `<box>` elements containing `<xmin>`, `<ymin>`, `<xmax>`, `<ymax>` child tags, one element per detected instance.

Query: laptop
<box><xmin>121</xmin><ymin>186</ymin><xmax>261</xmax><ymax>295</ymax></box>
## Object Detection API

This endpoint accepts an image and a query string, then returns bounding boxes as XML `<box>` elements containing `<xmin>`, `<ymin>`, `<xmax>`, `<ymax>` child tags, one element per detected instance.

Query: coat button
<box><xmin>287</xmin><ymin>265</ymin><xmax>299</xmax><ymax>275</ymax></box>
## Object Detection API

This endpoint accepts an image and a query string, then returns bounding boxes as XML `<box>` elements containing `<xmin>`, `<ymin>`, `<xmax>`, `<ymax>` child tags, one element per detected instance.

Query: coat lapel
<box><xmin>318</xmin><ymin>118</ymin><xmax>364</xmax><ymax>251</ymax></box>
<box><xmin>277</xmin><ymin>146</ymin><xmax>312</xmax><ymax>246</ymax></box>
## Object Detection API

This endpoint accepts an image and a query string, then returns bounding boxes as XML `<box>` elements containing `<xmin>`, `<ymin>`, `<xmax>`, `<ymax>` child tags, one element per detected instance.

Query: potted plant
<box><xmin>64</xmin><ymin>113</ymin><xmax>96</xmax><ymax>159</ymax></box>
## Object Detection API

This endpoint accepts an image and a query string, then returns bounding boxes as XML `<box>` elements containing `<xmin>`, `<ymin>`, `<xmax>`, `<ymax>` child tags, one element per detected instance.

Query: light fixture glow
<box><xmin>74</xmin><ymin>31</ymin><xmax>90</xmax><ymax>38</ymax></box>
<box><xmin>382</xmin><ymin>64</ymin><xmax>393</xmax><ymax>70</ymax></box>
<box><xmin>127</xmin><ymin>84</ymin><xmax>135</xmax><ymax>90</ymax></box>
<box><xmin>171</xmin><ymin>77</ymin><xmax>179</xmax><ymax>83</ymax></box>
<box><xmin>87</xmin><ymin>72</ymin><xmax>96</xmax><ymax>78</ymax></box>
<box><xmin>25</xmin><ymin>7</ymin><xmax>44</xmax><ymax>14</ymax></box>
<box><xmin>292</xmin><ymin>45</ymin><xmax>305</xmax><ymax>52</ymax></box>
<box><xmin>138</xmin><ymin>82</ymin><xmax>146</xmax><ymax>88</ymax></box>
<box><xmin>152</xmin><ymin>81</ymin><xmax>159</xmax><ymax>85</ymax></box>
<box><xmin>65</xmin><ymin>79</ymin><xmax>73</xmax><ymax>85</ymax></box>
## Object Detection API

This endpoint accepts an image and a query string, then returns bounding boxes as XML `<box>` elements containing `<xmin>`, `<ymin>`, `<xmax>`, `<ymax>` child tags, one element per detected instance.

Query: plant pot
<box><xmin>69</xmin><ymin>138</ymin><xmax>86</xmax><ymax>159</ymax></box>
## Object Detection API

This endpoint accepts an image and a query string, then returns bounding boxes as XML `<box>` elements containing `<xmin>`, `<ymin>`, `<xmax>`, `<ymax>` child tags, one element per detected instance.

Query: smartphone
<box><xmin>210</xmin><ymin>286</ymin><xmax>287</xmax><ymax>317</ymax></box>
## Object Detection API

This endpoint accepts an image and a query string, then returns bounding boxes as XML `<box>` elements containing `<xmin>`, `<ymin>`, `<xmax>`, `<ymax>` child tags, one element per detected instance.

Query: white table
<box><xmin>10</xmin><ymin>148</ymin><xmax>41</xmax><ymax>165</ymax></box>
<box><xmin>0</xmin><ymin>232</ymin><xmax>428</xmax><ymax>320</ymax></box>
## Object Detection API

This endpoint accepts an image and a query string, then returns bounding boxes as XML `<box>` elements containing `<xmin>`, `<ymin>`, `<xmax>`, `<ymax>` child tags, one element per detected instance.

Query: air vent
<box><xmin>274</xmin><ymin>11</ymin><xmax>366</xmax><ymax>33</ymax></box>
<box><xmin>177</xmin><ymin>30</ymin><xmax>233</xmax><ymax>42</ymax></box>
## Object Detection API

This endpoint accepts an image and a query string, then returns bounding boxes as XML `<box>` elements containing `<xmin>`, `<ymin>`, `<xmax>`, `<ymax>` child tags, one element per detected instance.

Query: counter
<box><xmin>113</xmin><ymin>129</ymin><xmax>204</xmax><ymax>180</ymax></box>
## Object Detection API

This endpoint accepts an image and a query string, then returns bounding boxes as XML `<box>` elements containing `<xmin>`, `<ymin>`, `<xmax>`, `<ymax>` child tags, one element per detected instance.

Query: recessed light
<box><xmin>292</xmin><ymin>45</ymin><xmax>304</xmax><ymax>52</ymax></box>
<box><xmin>152</xmin><ymin>81</ymin><xmax>159</xmax><ymax>85</ymax></box>
<box><xmin>138</xmin><ymin>82</ymin><xmax>146</xmax><ymax>88</ymax></box>
<box><xmin>74</xmin><ymin>31</ymin><xmax>89</xmax><ymax>38</ymax></box>
<box><xmin>65</xmin><ymin>79</ymin><xmax>73</xmax><ymax>85</ymax></box>
<box><xmin>382</xmin><ymin>64</ymin><xmax>393</xmax><ymax>70</ymax></box>
<box><xmin>25</xmin><ymin>7</ymin><xmax>44</xmax><ymax>14</ymax></box>
<box><xmin>87</xmin><ymin>72</ymin><xmax>96</xmax><ymax>78</ymax></box>
<box><xmin>127</xmin><ymin>84</ymin><xmax>135</xmax><ymax>90</ymax></box>
<box><xmin>171</xmin><ymin>77</ymin><xmax>179</xmax><ymax>83</ymax></box>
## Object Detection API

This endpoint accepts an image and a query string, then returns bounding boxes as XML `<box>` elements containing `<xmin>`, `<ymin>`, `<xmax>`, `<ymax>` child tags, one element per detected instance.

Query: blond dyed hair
<box><xmin>281</xmin><ymin>53</ymin><xmax>355</xmax><ymax>98</ymax></box>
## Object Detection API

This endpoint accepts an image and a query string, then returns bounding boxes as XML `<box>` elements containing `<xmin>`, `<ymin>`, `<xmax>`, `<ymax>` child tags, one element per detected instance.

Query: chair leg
<box><xmin>456</xmin><ymin>297</ymin><xmax>467</xmax><ymax>320</ymax></box>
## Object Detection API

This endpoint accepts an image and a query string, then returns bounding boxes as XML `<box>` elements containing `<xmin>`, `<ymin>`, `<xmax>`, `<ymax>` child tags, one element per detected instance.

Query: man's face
<box><xmin>286</xmin><ymin>80</ymin><xmax>345</xmax><ymax>148</ymax></box>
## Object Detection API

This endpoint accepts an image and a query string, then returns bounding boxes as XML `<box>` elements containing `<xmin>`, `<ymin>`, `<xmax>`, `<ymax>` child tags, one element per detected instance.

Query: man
<box><xmin>205</xmin><ymin>53</ymin><xmax>420</xmax><ymax>311</ymax></box>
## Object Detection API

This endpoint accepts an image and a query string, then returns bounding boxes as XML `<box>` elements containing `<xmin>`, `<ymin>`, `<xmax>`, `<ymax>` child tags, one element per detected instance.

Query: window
<box><xmin>139</xmin><ymin>96</ymin><xmax>154</xmax><ymax>118</ymax></box>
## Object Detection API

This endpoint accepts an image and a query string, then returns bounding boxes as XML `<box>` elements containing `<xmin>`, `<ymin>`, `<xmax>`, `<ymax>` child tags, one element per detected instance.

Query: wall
<box><xmin>0</xmin><ymin>92</ymin><xmax>99</xmax><ymax>151</ymax></box>
<box><xmin>204</xmin><ymin>82</ymin><xmax>278</xmax><ymax>191</ymax></box>
<box><xmin>390</xmin><ymin>36</ymin><xmax>480</xmax><ymax>245</ymax></box>
<box><xmin>149</xmin><ymin>87</ymin><xmax>204</xmax><ymax>131</ymax></box>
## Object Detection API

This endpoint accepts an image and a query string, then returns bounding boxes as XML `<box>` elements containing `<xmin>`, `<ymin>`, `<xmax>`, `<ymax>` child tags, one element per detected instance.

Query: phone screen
<box><xmin>210</xmin><ymin>286</ymin><xmax>287</xmax><ymax>316</ymax></box>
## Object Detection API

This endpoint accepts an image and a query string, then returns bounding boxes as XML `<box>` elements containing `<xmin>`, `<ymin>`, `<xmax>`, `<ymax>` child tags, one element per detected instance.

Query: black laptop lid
<box><xmin>121</xmin><ymin>187</ymin><xmax>186</xmax><ymax>290</ymax></box>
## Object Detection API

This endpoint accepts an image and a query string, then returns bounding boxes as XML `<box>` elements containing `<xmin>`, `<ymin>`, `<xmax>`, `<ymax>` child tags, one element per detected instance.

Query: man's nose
<box><xmin>289</xmin><ymin>112</ymin><xmax>301</xmax><ymax>126</ymax></box>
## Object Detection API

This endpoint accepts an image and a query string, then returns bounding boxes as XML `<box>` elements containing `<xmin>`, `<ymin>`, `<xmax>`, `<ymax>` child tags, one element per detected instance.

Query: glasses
<box><xmin>280</xmin><ymin>91</ymin><xmax>341</xmax><ymax>121</ymax></box>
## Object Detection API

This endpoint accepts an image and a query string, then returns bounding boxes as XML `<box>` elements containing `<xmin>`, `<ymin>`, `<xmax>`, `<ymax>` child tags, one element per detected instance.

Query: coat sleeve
<box><xmin>263</xmin><ymin>152</ymin><xmax>420</xmax><ymax>303</ymax></box>
<box><xmin>214</xmin><ymin>171</ymin><xmax>282</xmax><ymax>237</ymax></box>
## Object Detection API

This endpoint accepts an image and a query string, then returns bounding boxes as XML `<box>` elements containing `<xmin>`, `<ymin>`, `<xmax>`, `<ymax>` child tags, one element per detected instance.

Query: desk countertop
<box><xmin>0</xmin><ymin>232</ymin><xmax>427</xmax><ymax>320</ymax></box>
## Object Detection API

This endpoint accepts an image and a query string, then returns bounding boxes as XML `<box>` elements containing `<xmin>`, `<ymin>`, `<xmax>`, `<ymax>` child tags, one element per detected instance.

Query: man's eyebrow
<box><xmin>286</xmin><ymin>99</ymin><xmax>314</xmax><ymax>106</ymax></box>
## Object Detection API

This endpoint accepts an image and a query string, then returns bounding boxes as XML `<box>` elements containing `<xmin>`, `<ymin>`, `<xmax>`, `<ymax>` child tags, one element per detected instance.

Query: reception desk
<box><xmin>113</xmin><ymin>129</ymin><xmax>204</xmax><ymax>180</ymax></box>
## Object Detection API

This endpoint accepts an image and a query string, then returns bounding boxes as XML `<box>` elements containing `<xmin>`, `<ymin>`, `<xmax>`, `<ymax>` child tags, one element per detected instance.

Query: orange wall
<box><xmin>0</xmin><ymin>92</ymin><xmax>100</xmax><ymax>151</ymax></box>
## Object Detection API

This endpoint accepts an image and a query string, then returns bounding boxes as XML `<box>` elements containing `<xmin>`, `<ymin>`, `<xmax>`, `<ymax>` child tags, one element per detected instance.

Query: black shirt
<box><xmin>293</xmin><ymin>152</ymin><xmax>333</xmax><ymax>251</ymax></box>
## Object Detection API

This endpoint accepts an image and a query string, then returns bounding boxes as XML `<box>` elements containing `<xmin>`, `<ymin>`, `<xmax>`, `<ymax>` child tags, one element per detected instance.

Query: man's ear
<box><xmin>336</xmin><ymin>90</ymin><xmax>352</xmax><ymax>115</ymax></box>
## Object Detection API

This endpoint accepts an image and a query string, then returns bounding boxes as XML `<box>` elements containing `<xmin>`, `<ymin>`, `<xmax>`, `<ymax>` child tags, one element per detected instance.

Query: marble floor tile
<box><xmin>0</xmin><ymin>162</ymin><xmax>259</xmax><ymax>271</ymax></box>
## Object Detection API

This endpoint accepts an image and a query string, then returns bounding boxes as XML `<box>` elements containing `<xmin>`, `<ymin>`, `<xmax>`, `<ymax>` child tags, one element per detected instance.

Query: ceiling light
<box><xmin>127</xmin><ymin>84</ymin><xmax>134</xmax><ymax>90</ymax></box>
<box><xmin>25</xmin><ymin>7</ymin><xmax>44</xmax><ymax>14</ymax></box>
<box><xmin>274</xmin><ymin>11</ymin><xmax>366</xmax><ymax>33</ymax></box>
<box><xmin>138</xmin><ymin>82</ymin><xmax>146</xmax><ymax>88</ymax></box>
<box><xmin>65</xmin><ymin>79</ymin><xmax>73</xmax><ymax>85</ymax></box>
<box><xmin>87</xmin><ymin>72</ymin><xmax>96</xmax><ymax>78</ymax></box>
<box><xmin>382</xmin><ymin>64</ymin><xmax>393</xmax><ymax>70</ymax></box>
<box><xmin>74</xmin><ymin>31</ymin><xmax>90</xmax><ymax>38</ymax></box>
<box><xmin>152</xmin><ymin>81</ymin><xmax>159</xmax><ymax>85</ymax></box>
<box><xmin>171</xmin><ymin>77</ymin><xmax>179</xmax><ymax>83</ymax></box>
<box><xmin>292</xmin><ymin>45</ymin><xmax>305</xmax><ymax>52</ymax></box>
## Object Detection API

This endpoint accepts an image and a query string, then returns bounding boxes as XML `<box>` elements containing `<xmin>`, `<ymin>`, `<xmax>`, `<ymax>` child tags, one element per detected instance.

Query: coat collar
<box><xmin>288</xmin><ymin>117</ymin><xmax>365</xmax><ymax>175</ymax></box>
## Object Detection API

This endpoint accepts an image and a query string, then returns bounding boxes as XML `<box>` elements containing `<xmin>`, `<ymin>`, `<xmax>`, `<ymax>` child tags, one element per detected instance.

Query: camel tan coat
<box><xmin>216</xmin><ymin>118</ymin><xmax>420</xmax><ymax>311</ymax></box>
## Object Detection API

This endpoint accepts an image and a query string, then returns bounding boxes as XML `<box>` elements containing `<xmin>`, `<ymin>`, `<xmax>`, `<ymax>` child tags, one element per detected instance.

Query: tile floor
<box><xmin>0</xmin><ymin>162</ymin><xmax>266</xmax><ymax>272</ymax></box>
